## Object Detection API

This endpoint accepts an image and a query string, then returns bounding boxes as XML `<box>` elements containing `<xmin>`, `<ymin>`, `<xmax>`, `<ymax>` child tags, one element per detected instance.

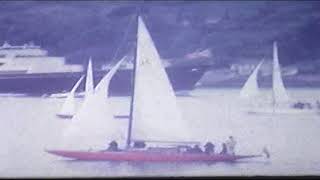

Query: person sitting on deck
<box><xmin>133</xmin><ymin>141</ymin><xmax>146</xmax><ymax>149</ymax></box>
<box><xmin>187</xmin><ymin>144</ymin><xmax>203</xmax><ymax>153</ymax></box>
<box><xmin>220</xmin><ymin>143</ymin><xmax>227</xmax><ymax>155</ymax></box>
<box><xmin>293</xmin><ymin>102</ymin><xmax>304</xmax><ymax>109</ymax></box>
<box><xmin>225</xmin><ymin>136</ymin><xmax>236</xmax><ymax>155</ymax></box>
<box><xmin>107</xmin><ymin>140</ymin><xmax>119</xmax><ymax>151</ymax></box>
<box><xmin>204</xmin><ymin>142</ymin><xmax>215</xmax><ymax>154</ymax></box>
<box><xmin>194</xmin><ymin>145</ymin><xmax>203</xmax><ymax>153</ymax></box>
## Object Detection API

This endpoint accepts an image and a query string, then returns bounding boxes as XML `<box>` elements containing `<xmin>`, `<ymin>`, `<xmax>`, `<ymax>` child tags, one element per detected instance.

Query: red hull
<box><xmin>46</xmin><ymin>150</ymin><xmax>261</xmax><ymax>162</ymax></box>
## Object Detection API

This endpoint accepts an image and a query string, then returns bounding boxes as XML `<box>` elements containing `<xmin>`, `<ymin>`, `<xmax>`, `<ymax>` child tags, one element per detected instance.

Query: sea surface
<box><xmin>1</xmin><ymin>87</ymin><xmax>320</xmax><ymax>177</ymax></box>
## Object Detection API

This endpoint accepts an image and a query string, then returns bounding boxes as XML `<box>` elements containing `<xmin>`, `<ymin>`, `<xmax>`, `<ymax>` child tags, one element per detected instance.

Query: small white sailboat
<box><xmin>56</xmin><ymin>75</ymin><xmax>84</xmax><ymax>119</ymax></box>
<box><xmin>239</xmin><ymin>60</ymin><xmax>264</xmax><ymax>100</ymax></box>
<box><xmin>272</xmin><ymin>42</ymin><xmax>290</xmax><ymax>106</ymax></box>
<box><xmin>47</xmin><ymin>15</ymin><xmax>262</xmax><ymax>162</ymax></box>
<box><xmin>56</xmin><ymin>58</ymin><xmax>95</xmax><ymax>118</ymax></box>
<box><xmin>61</xmin><ymin>58</ymin><xmax>126</xmax><ymax>150</ymax></box>
<box><xmin>49</xmin><ymin>58</ymin><xmax>95</xmax><ymax>99</ymax></box>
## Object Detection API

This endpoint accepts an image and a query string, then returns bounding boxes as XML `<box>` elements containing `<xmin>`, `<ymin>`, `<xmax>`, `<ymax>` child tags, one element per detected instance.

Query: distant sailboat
<box><xmin>49</xmin><ymin>58</ymin><xmax>95</xmax><ymax>99</ymax></box>
<box><xmin>272</xmin><ymin>42</ymin><xmax>290</xmax><ymax>106</ymax></box>
<box><xmin>239</xmin><ymin>60</ymin><xmax>264</xmax><ymax>100</ymax></box>
<box><xmin>56</xmin><ymin>75</ymin><xmax>84</xmax><ymax>119</ymax></box>
<box><xmin>56</xmin><ymin>58</ymin><xmax>95</xmax><ymax>118</ymax></box>
<box><xmin>62</xmin><ymin>58</ymin><xmax>126</xmax><ymax>150</ymax></box>
<box><xmin>47</xmin><ymin>15</ymin><xmax>261</xmax><ymax>162</ymax></box>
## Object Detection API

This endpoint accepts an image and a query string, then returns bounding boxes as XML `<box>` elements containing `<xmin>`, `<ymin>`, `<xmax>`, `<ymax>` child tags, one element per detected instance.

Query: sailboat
<box><xmin>46</xmin><ymin>16</ymin><xmax>262</xmax><ymax>162</ymax></box>
<box><xmin>50</xmin><ymin>58</ymin><xmax>95</xmax><ymax>99</ymax></box>
<box><xmin>70</xmin><ymin>57</ymin><xmax>95</xmax><ymax>99</ymax></box>
<box><xmin>56</xmin><ymin>59</ymin><xmax>95</xmax><ymax>118</ymax></box>
<box><xmin>272</xmin><ymin>42</ymin><xmax>290</xmax><ymax>106</ymax></box>
<box><xmin>239</xmin><ymin>60</ymin><xmax>264</xmax><ymax>100</ymax></box>
<box><xmin>60</xmin><ymin>57</ymin><xmax>126</xmax><ymax>150</ymax></box>
<box><xmin>243</xmin><ymin>42</ymin><xmax>315</xmax><ymax>114</ymax></box>
<box><xmin>56</xmin><ymin>75</ymin><xmax>84</xmax><ymax>119</ymax></box>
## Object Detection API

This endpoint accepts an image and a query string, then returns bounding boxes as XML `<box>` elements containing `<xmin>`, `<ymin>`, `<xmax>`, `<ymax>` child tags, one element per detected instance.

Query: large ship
<box><xmin>0</xmin><ymin>42</ymin><xmax>208</xmax><ymax>96</ymax></box>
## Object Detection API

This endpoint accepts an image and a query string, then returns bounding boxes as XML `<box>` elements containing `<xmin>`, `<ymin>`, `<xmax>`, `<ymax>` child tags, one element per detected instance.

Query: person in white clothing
<box><xmin>226</xmin><ymin>136</ymin><xmax>236</xmax><ymax>155</ymax></box>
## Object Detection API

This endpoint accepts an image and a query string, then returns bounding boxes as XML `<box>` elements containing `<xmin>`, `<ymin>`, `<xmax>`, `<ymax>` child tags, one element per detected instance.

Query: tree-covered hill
<box><xmin>0</xmin><ymin>1</ymin><xmax>319</xmax><ymax>72</ymax></box>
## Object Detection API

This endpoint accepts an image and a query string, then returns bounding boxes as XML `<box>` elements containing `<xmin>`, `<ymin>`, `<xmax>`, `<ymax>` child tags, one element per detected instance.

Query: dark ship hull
<box><xmin>0</xmin><ymin>65</ymin><xmax>208</xmax><ymax>96</ymax></box>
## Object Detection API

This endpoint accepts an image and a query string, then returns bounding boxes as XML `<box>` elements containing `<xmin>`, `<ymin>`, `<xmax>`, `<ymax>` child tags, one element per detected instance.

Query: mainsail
<box><xmin>272</xmin><ymin>42</ymin><xmax>290</xmax><ymax>105</ymax></box>
<box><xmin>85</xmin><ymin>58</ymin><xmax>94</xmax><ymax>98</ymax></box>
<box><xmin>57</xmin><ymin>75</ymin><xmax>84</xmax><ymax>117</ymax></box>
<box><xmin>130</xmin><ymin>17</ymin><xmax>192</xmax><ymax>143</ymax></box>
<box><xmin>240</xmin><ymin>60</ymin><xmax>264</xmax><ymax>99</ymax></box>
<box><xmin>62</xmin><ymin>58</ymin><xmax>126</xmax><ymax>150</ymax></box>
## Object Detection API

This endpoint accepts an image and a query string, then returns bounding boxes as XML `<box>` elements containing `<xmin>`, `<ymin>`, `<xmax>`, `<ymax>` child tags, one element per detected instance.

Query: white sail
<box><xmin>85</xmin><ymin>57</ymin><xmax>94</xmax><ymax>98</ymax></box>
<box><xmin>62</xmin><ymin>58</ymin><xmax>126</xmax><ymax>150</ymax></box>
<box><xmin>272</xmin><ymin>42</ymin><xmax>290</xmax><ymax>105</ymax></box>
<box><xmin>131</xmin><ymin>17</ymin><xmax>192</xmax><ymax>143</ymax></box>
<box><xmin>240</xmin><ymin>60</ymin><xmax>264</xmax><ymax>99</ymax></box>
<box><xmin>57</xmin><ymin>75</ymin><xmax>84</xmax><ymax>117</ymax></box>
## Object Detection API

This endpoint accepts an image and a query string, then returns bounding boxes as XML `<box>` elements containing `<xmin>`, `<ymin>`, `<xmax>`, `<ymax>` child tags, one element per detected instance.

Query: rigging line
<box><xmin>109</xmin><ymin>13</ymin><xmax>136</xmax><ymax>65</ymax></box>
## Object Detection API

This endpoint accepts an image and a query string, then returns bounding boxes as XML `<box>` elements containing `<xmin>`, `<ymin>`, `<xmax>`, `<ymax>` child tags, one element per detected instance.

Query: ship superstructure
<box><xmin>0</xmin><ymin>41</ymin><xmax>83</xmax><ymax>74</ymax></box>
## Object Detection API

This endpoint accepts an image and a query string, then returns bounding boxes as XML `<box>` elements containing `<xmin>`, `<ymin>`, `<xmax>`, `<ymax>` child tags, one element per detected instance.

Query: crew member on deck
<box><xmin>133</xmin><ymin>141</ymin><xmax>146</xmax><ymax>149</ymax></box>
<box><xmin>293</xmin><ymin>102</ymin><xmax>304</xmax><ymax>109</ymax></box>
<box><xmin>107</xmin><ymin>140</ymin><xmax>119</xmax><ymax>151</ymax></box>
<box><xmin>226</xmin><ymin>136</ymin><xmax>236</xmax><ymax>155</ymax></box>
<box><xmin>220</xmin><ymin>143</ymin><xmax>227</xmax><ymax>155</ymax></box>
<box><xmin>204</xmin><ymin>142</ymin><xmax>215</xmax><ymax>154</ymax></box>
<box><xmin>187</xmin><ymin>144</ymin><xmax>203</xmax><ymax>153</ymax></box>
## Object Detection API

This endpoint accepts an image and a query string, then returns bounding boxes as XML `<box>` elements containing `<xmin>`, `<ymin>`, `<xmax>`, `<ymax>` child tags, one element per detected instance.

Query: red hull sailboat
<box><xmin>46</xmin><ymin>149</ymin><xmax>261</xmax><ymax>162</ymax></box>
<box><xmin>46</xmin><ymin>14</ymin><xmax>263</xmax><ymax>163</ymax></box>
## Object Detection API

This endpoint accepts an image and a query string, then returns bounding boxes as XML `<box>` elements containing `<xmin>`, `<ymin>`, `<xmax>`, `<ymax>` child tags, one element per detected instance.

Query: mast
<box><xmin>272</xmin><ymin>84</ymin><xmax>276</xmax><ymax>114</ymax></box>
<box><xmin>126</xmin><ymin>13</ymin><xmax>139</xmax><ymax>148</ymax></box>
<box><xmin>272</xmin><ymin>42</ymin><xmax>277</xmax><ymax>113</ymax></box>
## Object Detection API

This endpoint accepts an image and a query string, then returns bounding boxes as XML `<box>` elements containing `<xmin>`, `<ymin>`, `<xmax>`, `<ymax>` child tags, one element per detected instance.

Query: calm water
<box><xmin>1</xmin><ymin>88</ymin><xmax>320</xmax><ymax>177</ymax></box>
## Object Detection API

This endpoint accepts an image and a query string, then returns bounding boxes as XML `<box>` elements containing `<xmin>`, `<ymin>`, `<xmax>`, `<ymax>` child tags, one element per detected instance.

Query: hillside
<box><xmin>0</xmin><ymin>1</ymin><xmax>319</xmax><ymax>73</ymax></box>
